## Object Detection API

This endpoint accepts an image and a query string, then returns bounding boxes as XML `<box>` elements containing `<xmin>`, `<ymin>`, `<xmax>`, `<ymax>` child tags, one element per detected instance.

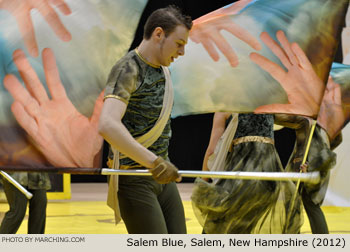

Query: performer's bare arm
<box><xmin>99</xmin><ymin>98</ymin><xmax>180</xmax><ymax>184</ymax></box>
<box><xmin>202</xmin><ymin>112</ymin><xmax>231</xmax><ymax>172</ymax></box>
<box><xmin>99</xmin><ymin>98</ymin><xmax>158</xmax><ymax>169</ymax></box>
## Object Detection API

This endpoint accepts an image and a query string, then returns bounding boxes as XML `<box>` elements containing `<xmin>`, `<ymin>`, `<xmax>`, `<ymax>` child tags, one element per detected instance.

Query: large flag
<box><xmin>0</xmin><ymin>0</ymin><xmax>348</xmax><ymax>170</ymax></box>
<box><xmin>170</xmin><ymin>0</ymin><xmax>349</xmax><ymax>118</ymax></box>
<box><xmin>0</xmin><ymin>0</ymin><xmax>147</xmax><ymax>168</ymax></box>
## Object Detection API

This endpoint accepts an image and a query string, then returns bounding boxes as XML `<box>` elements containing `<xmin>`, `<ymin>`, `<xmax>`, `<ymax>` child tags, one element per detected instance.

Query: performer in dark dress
<box><xmin>192</xmin><ymin>112</ymin><xmax>303</xmax><ymax>234</ymax></box>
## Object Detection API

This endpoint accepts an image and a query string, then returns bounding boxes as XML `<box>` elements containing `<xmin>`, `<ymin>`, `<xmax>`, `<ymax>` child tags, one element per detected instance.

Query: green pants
<box><xmin>118</xmin><ymin>175</ymin><xmax>187</xmax><ymax>234</ymax></box>
<box><xmin>302</xmin><ymin>189</ymin><xmax>329</xmax><ymax>234</ymax></box>
<box><xmin>0</xmin><ymin>179</ymin><xmax>47</xmax><ymax>234</ymax></box>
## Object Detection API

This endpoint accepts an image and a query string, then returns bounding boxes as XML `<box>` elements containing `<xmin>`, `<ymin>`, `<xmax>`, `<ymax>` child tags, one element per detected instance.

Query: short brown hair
<box><xmin>143</xmin><ymin>5</ymin><xmax>192</xmax><ymax>39</ymax></box>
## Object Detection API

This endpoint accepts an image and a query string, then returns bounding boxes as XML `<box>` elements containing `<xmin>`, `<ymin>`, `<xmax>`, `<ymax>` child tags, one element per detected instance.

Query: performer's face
<box><xmin>158</xmin><ymin>25</ymin><xmax>189</xmax><ymax>66</ymax></box>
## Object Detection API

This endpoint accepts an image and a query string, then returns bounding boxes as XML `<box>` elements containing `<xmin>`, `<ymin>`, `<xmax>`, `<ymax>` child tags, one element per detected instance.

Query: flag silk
<box><xmin>330</xmin><ymin>63</ymin><xmax>350</xmax><ymax>94</ymax></box>
<box><xmin>0</xmin><ymin>0</ymin><xmax>147</xmax><ymax>167</ymax></box>
<box><xmin>317</xmin><ymin>63</ymin><xmax>350</xmax><ymax>140</ymax></box>
<box><xmin>170</xmin><ymin>0</ymin><xmax>349</xmax><ymax>117</ymax></box>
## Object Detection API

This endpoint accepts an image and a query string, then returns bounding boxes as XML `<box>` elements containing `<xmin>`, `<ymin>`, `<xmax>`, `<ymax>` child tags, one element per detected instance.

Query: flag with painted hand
<box><xmin>170</xmin><ymin>0</ymin><xmax>349</xmax><ymax>118</ymax></box>
<box><xmin>0</xmin><ymin>0</ymin><xmax>147</xmax><ymax>168</ymax></box>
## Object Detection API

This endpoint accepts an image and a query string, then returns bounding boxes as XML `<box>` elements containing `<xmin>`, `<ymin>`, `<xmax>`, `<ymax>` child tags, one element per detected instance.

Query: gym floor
<box><xmin>0</xmin><ymin>183</ymin><xmax>349</xmax><ymax>234</ymax></box>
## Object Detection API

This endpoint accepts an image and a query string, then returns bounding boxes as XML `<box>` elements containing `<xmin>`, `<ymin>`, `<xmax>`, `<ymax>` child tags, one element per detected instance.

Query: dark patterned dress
<box><xmin>191</xmin><ymin>113</ymin><xmax>303</xmax><ymax>233</ymax></box>
<box><xmin>286</xmin><ymin>125</ymin><xmax>337</xmax><ymax>205</ymax></box>
<box><xmin>285</xmin><ymin>124</ymin><xmax>337</xmax><ymax>233</ymax></box>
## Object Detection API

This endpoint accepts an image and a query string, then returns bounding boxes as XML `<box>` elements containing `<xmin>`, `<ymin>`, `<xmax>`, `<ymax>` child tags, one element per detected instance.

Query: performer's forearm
<box><xmin>202</xmin><ymin>150</ymin><xmax>211</xmax><ymax>172</ymax></box>
<box><xmin>99</xmin><ymin>98</ymin><xmax>158</xmax><ymax>169</ymax></box>
<box><xmin>99</xmin><ymin>120</ymin><xmax>157</xmax><ymax>169</ymax></box>
<box><xmin>202</xmin><ymin>112</ymin><xmax>229</xmax><ymax>172</ymax></box>
<box><xmin>207</xmin><ymin>112</ymin><xmax>230</xmax><ymax>151</ymax></box>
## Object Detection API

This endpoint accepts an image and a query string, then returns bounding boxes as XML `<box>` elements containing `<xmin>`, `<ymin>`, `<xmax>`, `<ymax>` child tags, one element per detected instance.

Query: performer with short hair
<box><xmin>98</xmin><ymin>5</ymin><xmax>192</xmax><ymax>234</ymax></box>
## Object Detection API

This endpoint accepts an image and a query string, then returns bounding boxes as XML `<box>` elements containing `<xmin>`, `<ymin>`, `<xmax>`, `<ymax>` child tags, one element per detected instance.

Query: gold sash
<box><xmin>107</xmin><ymin>66</ymin><xmax>173</xmax><ymax>224</ymax></box>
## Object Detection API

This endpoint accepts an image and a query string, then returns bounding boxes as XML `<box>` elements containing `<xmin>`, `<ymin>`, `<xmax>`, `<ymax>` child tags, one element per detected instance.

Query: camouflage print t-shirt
<box><xmin>104</xmin><ymin>50</ymin><xmax>171</xmax><ymax>168</ymax></box>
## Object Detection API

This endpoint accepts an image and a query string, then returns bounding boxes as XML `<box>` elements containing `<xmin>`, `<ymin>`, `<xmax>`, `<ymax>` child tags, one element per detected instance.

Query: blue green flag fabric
<box><xmin>170</xmin><ymin>0</ymin><xmax>349</xmax><ymax>117</ymax></box>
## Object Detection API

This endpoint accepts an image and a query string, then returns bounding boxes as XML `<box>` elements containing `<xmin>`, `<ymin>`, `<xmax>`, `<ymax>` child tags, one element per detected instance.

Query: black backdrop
<box><xmin>72</xmin><ymin>0</ymin><xmax>343</xmax><ymax>183</ymax></box>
